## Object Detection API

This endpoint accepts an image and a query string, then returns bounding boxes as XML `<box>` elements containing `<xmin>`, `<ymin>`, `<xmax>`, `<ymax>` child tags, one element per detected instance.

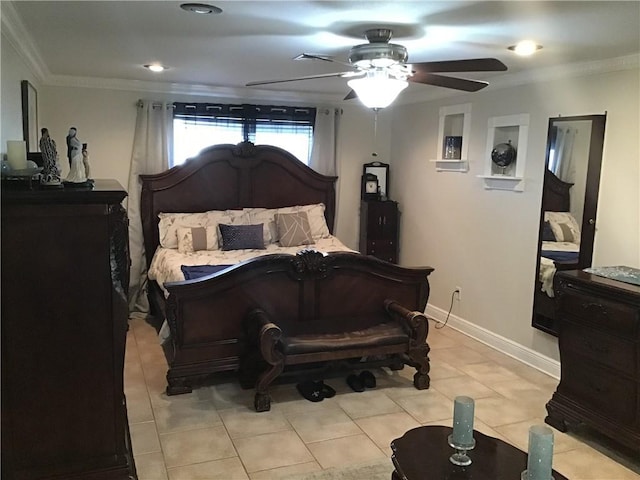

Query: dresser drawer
<box><xmin>561</xmin><ymin>321</ymin><xmax>636</xmax><ymax>375</ymax></box>
<box><xmin>560</xmin><ymin>357</ymin><xmax>637</xmax><ymax>423</ymax></box>
<box><xmin>559</xmin><ymin>289</ymin><xmax>639</xmax><ymax>336</ymax></box>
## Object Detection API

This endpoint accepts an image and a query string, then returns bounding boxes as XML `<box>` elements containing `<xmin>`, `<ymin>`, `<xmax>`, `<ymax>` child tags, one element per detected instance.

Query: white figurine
<box><xmin>65</xmin><ymin>127</ymin><xmax>91</xmax><ymax>183</ymax></box>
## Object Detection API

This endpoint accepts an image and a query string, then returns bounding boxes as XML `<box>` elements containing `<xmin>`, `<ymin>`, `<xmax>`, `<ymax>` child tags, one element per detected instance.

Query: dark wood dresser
<box><xmin>545</xmin><ymin>269</ymin><xmax>640</xmax><ymax>453</ymax></box>
<box><xmin>359</xmin><ymin>200</ymin><xmax>399</xmax><ymax>263</ymax></box>
<box><xmin>1</xmin><ymin>180</ymin><xmax>136</xmax><ymax>479</ymax></box>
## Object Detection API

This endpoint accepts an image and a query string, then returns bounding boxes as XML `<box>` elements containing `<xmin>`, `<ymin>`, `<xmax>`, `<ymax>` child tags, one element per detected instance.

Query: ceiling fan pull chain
<box><xmin>372</xmin><ymin>110</ymin><xmax>379</xmax><ymax>157</ymax></box>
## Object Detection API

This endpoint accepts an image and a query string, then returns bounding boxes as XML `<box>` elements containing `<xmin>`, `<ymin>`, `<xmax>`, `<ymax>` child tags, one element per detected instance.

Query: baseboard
<box><xmin>425</xmin><ymin>304</ymin><xmax>561</xmax><ymax>380</ymax></box>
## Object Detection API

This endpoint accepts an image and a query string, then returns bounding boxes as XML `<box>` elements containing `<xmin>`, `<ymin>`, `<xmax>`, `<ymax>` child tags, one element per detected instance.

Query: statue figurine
<box><xmin>64</xmin><ymin>127</ymin><xmax>92</xmax><ymax>184</ymax></box>
<box><xmin>39</xmin><ymin>127</ymin><xmax>61</xmax><ymax>186</ymax></box>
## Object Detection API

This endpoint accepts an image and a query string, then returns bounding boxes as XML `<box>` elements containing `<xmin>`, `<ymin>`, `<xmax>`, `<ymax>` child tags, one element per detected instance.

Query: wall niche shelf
<box><xmin>430</xmin><ymin>103</ymin><xmax>471</xmax><ymax>172</ymax></box>
<box><xmin>478</xmin><ymin>113</ymin><xmax>529</xmax><ymax>191</ymax></box>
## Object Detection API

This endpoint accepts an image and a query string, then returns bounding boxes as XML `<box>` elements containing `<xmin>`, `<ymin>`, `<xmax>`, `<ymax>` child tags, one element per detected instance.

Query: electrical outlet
<box><xmin>454</xmin><ymin>286</ymin><xmax>462</xmax><ymax>301</ymax></box>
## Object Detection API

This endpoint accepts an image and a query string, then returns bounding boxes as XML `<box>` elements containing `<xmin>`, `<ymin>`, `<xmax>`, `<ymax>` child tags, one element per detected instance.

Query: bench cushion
<box><xmin>280</xmin><ymin>321</ymin><xmax>408</xmax><ymax>355</ymax></box>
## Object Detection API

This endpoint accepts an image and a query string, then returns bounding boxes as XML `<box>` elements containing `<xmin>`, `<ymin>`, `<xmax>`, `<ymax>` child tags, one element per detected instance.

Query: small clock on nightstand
<box><xmin>361</xmin><ymin>173</ymin><xmax>379</xmax><ymax>201</ymax></box>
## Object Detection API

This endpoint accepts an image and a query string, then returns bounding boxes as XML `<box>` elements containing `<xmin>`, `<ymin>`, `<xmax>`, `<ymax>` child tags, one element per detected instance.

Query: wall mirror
<box><xmin>363</xmin><ymin>161</ymin><xmax>389</xmax><ymax>200</ymax></box>
<box><xmin>532</xmin><ymin>114</ymin><xmax>606</xmax><ymax>335</ymax></box>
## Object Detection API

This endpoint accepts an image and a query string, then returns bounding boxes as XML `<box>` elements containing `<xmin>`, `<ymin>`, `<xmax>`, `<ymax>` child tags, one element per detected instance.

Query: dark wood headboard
<box><xmin>140</xmin><ymin>142</ymin><xmax>337</xmax><ymax>268</ymax></box>
<box><xmin>542</xmin><ymin>169</ymin><xmax>573</xmax><ymax>212</ymax></box>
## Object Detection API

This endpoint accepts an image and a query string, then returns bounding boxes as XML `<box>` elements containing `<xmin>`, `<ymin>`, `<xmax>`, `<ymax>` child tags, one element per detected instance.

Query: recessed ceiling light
<box><xmin>508</xmin><ymin>40</ymin><xmax>542</xmax><ymax>56</ymax></box>
<box><xmin>180</xmin><ymin>3</ymin><xmax>222</xmax><ymax>14</ymax></box>
<box><xmin>144</xmin><ymin>64</ymin><xmax>166</xmax><ymax>73</ymax></box>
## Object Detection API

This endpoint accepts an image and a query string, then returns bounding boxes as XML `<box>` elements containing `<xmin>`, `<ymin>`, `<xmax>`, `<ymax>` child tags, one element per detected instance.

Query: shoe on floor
<box><xmin>346</xmin><ymin>374</ymin><xmax>365</xmax><ymax>392</ymax></box>
<box><xmin>297</xmin><ymin>381</ymin><xmax>324</xmax><ymax>402</ymax></box>
<box><xmin>320</xmin><ymin>381</ymin><xmax>336</xmax><ymax>398</ymax></box>
<box><xmin>359</xmin><ymin>370</ymin><xmax>376</xmax><ymax>389</ymax></box>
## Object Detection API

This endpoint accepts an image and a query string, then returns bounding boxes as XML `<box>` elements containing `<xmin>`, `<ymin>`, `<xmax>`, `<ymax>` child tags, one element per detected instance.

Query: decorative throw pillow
<box><xmin>541</xmin><ymin>221</ymin><xmax>556</xmax><ymax>242</ymax></box>
<box><xmin>176</xmin><ymin>226</ymin><xmax>218</xmax><ymax>253</ymax></box>
<box><xmin>551</xmin><ymin>222</ymin><xmax>575</xmax><ymax>242</ymax></box>
<box><xmin>276</xmin><ymin>203</ymin><xmax>330</xmax><ymax>240</ymax></box>
<box><xmin>275</xmin><ymin>212</ymin><xmax>314</xmax><ymax>247</ymax></box>
<box><xmin>545</xmin><ymin>211</ymin><xmax>581</xmax><ymax>244</ymax></box>
<box><xmin>218</xmin><ymin>223</ymin><xmax>265</xmax><ymax>250</ymax></box>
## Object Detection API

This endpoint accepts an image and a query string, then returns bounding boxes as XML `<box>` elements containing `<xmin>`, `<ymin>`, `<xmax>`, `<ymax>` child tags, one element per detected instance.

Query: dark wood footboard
<box><xmin>162</xmin><ymin>250</ymin><xmax>433</xmax><ymax>394</ymax></box>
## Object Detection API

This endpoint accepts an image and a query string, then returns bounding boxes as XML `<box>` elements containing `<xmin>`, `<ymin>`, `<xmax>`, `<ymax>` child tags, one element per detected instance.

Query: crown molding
<box><xmin>44</xmin><ymin>74</ymin><xmax>340</xmax><ymax>105</ymax></box>
<box><xmin>1</xmin><ymin>1</ymin><xmax>50</xmax><ymax>82</ymax></box>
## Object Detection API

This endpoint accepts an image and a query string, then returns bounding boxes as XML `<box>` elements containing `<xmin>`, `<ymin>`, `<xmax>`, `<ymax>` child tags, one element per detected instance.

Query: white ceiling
<box><xmin>6</xmin><ymin>1</ymin><xmax>640</xmax><ymax>104</ymax></box>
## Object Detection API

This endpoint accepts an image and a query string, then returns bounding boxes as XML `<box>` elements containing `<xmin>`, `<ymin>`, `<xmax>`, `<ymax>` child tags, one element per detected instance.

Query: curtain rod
<box><xmin>136</xmin><ymin>100</ymin><xmax>175</xmax><ymax>108</ymax></box>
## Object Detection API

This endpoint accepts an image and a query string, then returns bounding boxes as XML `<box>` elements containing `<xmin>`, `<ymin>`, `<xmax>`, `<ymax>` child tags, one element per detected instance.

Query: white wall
<box><xmin>390</xmin><ymin>67</ymin><xmax>640</xmax><ymax>361</ymax></box>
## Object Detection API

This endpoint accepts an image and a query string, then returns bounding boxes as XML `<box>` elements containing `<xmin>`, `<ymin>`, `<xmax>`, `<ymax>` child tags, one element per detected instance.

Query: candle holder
<box><xmin>448</xmin><ymin>434</ymin><xmax>476</xmax><ymax>466</ymax></box>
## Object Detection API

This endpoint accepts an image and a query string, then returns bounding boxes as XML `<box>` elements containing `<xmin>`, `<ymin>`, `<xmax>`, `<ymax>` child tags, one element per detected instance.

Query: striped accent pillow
<box><xmin>176</xmin><ymin>226</ymin><xmax>218</xmax><ymax>253</ymax></box>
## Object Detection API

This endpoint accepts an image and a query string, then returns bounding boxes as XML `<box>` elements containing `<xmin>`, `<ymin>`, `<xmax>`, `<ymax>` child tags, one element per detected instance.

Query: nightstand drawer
<box><xmin>560</xmin><ymin>357</ymin><xmax>637</xmax><ymax>423</ymax></box>
<box><xmin>559</xmin><ymin>290</ymin><xmax>639</xmax><ymax>336</ymax></box>
<box><xmin>367</xmin><ymin>239</ymin><xmax>394</xmax><ymax>250</ymax></box>
<box><xmin>561</xmin><ymin>321</ymin><xmax>636</xmax><ymax>375</ymax></box>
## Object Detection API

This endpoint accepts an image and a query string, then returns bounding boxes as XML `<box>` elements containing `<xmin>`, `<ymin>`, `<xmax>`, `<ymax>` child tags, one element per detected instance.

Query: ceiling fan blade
<box><xmin>409</xmin><ymin>72</ymin><xmax>489</xmax><ymax>92</ymax></box>
<box><xmin>297</xmin><ymin>53</ymin><xmax>355</xmax><ymax>69</ymax></box>
<box><xmin>343</xmin><ymin>89</ymin><xmax>357</xmax><ymax>101</ymax></box>
<box><xmin>246</xmin><ymin>71</ymin><xmax>356</xmax><ymax>86</ymax></box>
<box><xmin>411</xmin><ymin>58</ymin><xmax>507</xmax><ymax>73</ymax></box>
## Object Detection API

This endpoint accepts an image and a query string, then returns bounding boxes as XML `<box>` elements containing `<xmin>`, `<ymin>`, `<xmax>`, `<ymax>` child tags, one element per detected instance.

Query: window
<box><xmin>172</xmin><ymin>103</ymin><xmax>315</xmax><ymax>166</ymax></box>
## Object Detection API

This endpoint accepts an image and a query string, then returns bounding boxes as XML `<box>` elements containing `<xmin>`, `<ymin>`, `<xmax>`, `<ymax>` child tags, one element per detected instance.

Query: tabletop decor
<box><xmin>448</xmin><ymin>395</ymin><xmax>476</xmax><ymax>466</ymax></box>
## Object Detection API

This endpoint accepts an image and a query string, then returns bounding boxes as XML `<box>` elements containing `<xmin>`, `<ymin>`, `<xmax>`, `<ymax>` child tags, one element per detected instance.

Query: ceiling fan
<box><xmin>246</xmin><ymin>28</ymin><xmax>508</xmax><ymax>108</ymax></box>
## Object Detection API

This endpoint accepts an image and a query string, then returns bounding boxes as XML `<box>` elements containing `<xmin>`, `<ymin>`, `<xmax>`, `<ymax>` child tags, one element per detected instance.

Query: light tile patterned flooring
<box><xmin>125</xmin><ymin>318</ymin><xmax>640</xmax><ymax>479</ymax></box>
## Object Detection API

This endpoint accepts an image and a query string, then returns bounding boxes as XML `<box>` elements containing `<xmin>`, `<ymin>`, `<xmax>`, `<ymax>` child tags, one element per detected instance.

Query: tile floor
<box><xmin>125</xmin><ymin>318</ymin><xmax>640</xmax><ymax>479</ymax></box>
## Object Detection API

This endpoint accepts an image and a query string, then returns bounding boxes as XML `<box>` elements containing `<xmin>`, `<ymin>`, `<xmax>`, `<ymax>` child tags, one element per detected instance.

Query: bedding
<box><xmin>539</xmin><ymin>240</ymin><xmax>580</xmax><ymax>296</ymax></box>
<box><xmin>149</xmin><ymin>234</ymin><xmax>355</xmax><ymax>294</ymax></box>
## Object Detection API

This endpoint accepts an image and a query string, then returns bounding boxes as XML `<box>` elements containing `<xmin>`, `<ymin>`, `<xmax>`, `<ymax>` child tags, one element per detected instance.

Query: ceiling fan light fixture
<box><xmin>348</xmin><ymin>72</ymin><xmax>408</xmax><ymax>109</ymax></box>
<box><xmin>508</xmin><ymin>40</ymin><xmax>542</xmax><ymax>56</ymax></box>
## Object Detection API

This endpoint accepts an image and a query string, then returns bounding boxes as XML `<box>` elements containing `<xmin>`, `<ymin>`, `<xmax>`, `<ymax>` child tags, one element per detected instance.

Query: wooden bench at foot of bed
<box><xmin>243</xmin><ymin>300</ymin><xmax>430</xmax><ymax>412</ymax></box>
<box><xmin>162</xmin><ymin>249</ymin><xmax>434</xmax><ymax>396</ymax></box>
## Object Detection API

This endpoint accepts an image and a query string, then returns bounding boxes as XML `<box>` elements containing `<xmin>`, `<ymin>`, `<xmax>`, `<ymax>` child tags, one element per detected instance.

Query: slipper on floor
<box><xmin>320</xmin><ymin>381</ymin><xmax>336</xmax><ymax>398</ymax></box>
<box><xmin>346</xmin><ymin>374</ymin><xmax>365</xmax><ymax>392</ymax></box>
<box><xmin>359</xmin><ymin>370</ymin><xmax>376</xmax><ymax>389</ymax></box>
<box><xmin>297</xmin><ymin>381</ymin><xmax>324</xmax><ymax>402</ymax></box>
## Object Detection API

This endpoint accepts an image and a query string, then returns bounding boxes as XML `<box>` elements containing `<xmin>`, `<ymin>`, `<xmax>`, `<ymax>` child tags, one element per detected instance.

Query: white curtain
<box><xmin>552</xmin><ymin>126</ymin><xmax>576</xmax><ymax>182</ymax></box>
<box><xmin>309</xmin><ymin>108</ymin><xmax>341</xmax><ymax>176</ymax></box>
<box><xmin>127</xmin><ymin>100</ymin><xmax>174</xmax><ymax>318</ymax></box>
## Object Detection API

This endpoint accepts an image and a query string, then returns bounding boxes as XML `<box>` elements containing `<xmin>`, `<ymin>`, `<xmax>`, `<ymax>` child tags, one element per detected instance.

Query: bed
<box><xmin>140</xmin><ymin>142</ymin><xmax>434</xmax><ymax>394</ymax></box>
<box><xmin>533</xmin><ymin>169</ymin><xmax>581</xmax><ymax>333</ymax></box>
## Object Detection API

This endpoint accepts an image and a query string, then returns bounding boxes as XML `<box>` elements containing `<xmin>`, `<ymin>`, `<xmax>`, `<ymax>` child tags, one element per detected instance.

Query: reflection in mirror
<box><xmin>532</xmin><ymin>114</ymin><xmax>606</xmax><ymax>336</ymax></box>
<box><xmin>363</xmin><ymin>161</ymin><xmax>390</xmax><ymax>200</ymax></box>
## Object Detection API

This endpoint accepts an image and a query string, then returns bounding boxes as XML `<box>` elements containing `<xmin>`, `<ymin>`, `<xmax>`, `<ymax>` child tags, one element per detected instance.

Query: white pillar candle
<box><xmin>452</xmin><ymin>396</ymin><xmax>475</xmax><ymax>446</ymax></box>
<box><xmin>7</xmin><ymin>140</ymin><xmax>27</xmax><ymax>170</ymax></box>
<box><xmin>526</xmin><ymin>425</ymin><xmax>554</xmax><ymax>480</ymax></box>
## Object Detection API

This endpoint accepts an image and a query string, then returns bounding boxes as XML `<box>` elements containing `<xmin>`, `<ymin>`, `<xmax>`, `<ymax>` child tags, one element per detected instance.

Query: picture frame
<box><xmin>21</xmin><ymin>80</ymin><xmax>39</xmax><ymax>152</ymax></box>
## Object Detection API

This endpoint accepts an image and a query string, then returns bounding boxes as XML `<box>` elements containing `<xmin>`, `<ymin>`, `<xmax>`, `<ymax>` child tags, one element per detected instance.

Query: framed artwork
<box><xmin>21</xmin><ymin>80</ymin><xmax>38</xmax><ymax>152</ymax></box>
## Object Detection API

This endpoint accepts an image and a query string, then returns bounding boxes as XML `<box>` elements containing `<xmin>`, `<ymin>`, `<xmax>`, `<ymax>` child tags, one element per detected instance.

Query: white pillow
<box><xmin>275</xmin><ymin>203</ymin><xmax>330</xmax><ymax>240</ymax></box>
<box><xmin>158</xmin><ymin>209</ymin><xmax>249</xmax><ymax>249</ymax></box>
<box><xmin>244</xmin><ymin>207</ymin><xmax>279</xmax><ymax>244</ymax></box>
<box><xmin>544</xmin><ymin>211</ymin><xmax>581</xmax><ymax>244</ymax></box>
<box><xmin>158</xmin><ymin>211</ymin><xmax>212</xmax><ymax>249</ymax></box>
<box><xmin>177</xmin><ymin>226</ymin><xmax>218</xmax><ymax>253</ymax></box>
